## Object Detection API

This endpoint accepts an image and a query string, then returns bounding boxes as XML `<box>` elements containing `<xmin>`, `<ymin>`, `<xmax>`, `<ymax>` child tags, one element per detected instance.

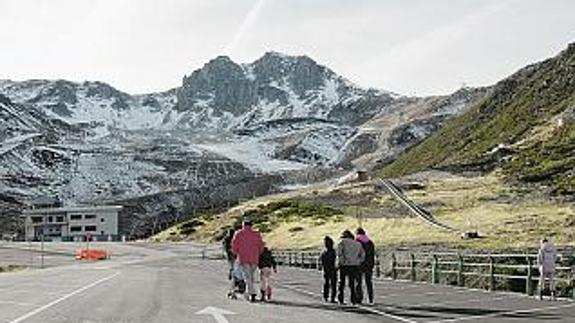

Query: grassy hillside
<box><xmin>380</xmin><ymin>43</ymin><xmax>575</xmax><ymax>195</ymax></box>
<box><xmin>153</xmin><ymin>44</ymin><xmax>575</xmax><ymax>251</ymax></box>
<box><xmin>152</xmin><ymin>173</ymin><xmax>574</xmax><ymax>251</ymax></box>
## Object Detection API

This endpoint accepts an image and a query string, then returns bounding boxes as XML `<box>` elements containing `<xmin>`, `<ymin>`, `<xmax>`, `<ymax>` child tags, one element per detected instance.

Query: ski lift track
<box><xmin>377</xmin><ymin>179</ymin><xmax>461</xmax><ymax>233</ymax></box>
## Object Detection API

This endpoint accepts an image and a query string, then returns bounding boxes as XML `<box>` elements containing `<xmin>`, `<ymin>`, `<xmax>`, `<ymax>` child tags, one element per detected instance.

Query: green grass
<box><xmin>154</xmin><ymin>173</ymin><xmax>574</xmax><ymax>252</ymax></box>
<box><xmin>152</xmin><ymin>198</ymin><xmax>344</xmax><ymax>242</ymax></box>
<box><xmin>504</xmin><ymin>122</ymin><xmax>575</xmax><ymax>194</ymax></box>
<box><xmin>0</xmin><ymin>265</ymin><xmax>26</xmax><ymax>273</ymax></box>
<box><xmin>379</xmin><ymin>44</ymin><xmax>575</xmax><ymax>195</ymax></box>
<box><xmin>217</xmin><ymin>199</ymin><xmax>343</xmax><ymax>238</ymax></box>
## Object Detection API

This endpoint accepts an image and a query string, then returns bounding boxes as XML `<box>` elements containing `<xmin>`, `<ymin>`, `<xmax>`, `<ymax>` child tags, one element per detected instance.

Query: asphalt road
<box><xmin>0</xmin><ymin>242</ymin><xmax>573</xmax><ymax>323</ymax></box>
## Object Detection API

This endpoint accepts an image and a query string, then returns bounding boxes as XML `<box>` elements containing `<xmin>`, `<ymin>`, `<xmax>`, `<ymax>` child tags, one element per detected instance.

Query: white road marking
<box><xmin>0</xmin><ymin>301</ymin><xmax>37</xmax><ymax>307</ymax></box>
<box><xmin>416</xmin><ymin>294</ymin><xmax>514</xmax><ymax>308</ymax></box>
<box><xmin>377</xmin><ymin>289</ymin><xmax>474</xmax><ymax>299</ymax></box>
<box><xmin>430</xmin><ymin>302</ymin><xmax>575</xmax><ymax>323</ymax></box>
<box><xmin>0</xmin><ymin>289</ymin><xmax>62</xmax><ymax>295</ymax></box>
<box><xmin>278</xmin><ymin>283</ymin><xmax>418</xmax><ymax>323</ymax></box>
<box><xmin>8</xmin><ymin>272</ymin><xmax>120</xmax><ymax>323</ymax></box>
<box><xmin>195</xmin><ymin>306</ymin><xmax>235</xmax><ymax>323</ymax></box>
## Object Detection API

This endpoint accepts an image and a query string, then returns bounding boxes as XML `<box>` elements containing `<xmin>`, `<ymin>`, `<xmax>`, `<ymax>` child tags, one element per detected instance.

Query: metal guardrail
<box><xmin>196</xmin><ymin>244</ymin><xmax>226</xmax><ymax>260</ymax></box>
<box><xmin>274</xmin><ymin>250</ymin><xmax>575</xmax><ymax>299</ymax></box>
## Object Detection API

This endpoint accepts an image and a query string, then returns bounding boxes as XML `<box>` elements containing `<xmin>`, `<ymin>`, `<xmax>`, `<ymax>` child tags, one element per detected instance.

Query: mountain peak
<box><xmin>211</xmin><ymin>55</ymin><xmax>234</xmax><ymax>63</ymax></box>
<box><xmin>256</xmin><ymin>51</ymin><xmax>315</xmax><ymax>65</ymax></box>
<box><xmin>202</xmin><ymin>55</ymin><xmax>239</xmax><ymax>69</ymax></box>
<box><xmin>261</xmin><ymin>51</ymin><xmax>292</xmax><ymax>60</ymax></box>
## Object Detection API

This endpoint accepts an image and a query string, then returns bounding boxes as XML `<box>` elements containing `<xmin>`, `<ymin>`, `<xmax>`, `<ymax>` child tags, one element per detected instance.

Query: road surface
<box><xmin>0</xmin><ymin>242</ymin><xmax>573</xmax><ymax>323</ymax></box>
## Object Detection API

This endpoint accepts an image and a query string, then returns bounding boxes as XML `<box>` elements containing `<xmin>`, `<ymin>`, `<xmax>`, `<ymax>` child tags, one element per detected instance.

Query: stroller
<box><xmin>227</xmin><ymin>261</ymin><xmax>246</xmax><ymax>299</ymax></box>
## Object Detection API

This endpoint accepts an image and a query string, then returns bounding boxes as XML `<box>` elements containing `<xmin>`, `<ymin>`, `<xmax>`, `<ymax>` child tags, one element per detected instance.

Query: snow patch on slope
<box><xmin>196</xmin><ymin>139</ymin><xmax>308</xmax><ymax>173</ymax></box>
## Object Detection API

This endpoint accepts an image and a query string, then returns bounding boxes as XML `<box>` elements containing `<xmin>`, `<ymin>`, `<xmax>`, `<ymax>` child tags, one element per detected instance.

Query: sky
<box><xmin>0</xmin><ymin>0</ymin><xmax>574</xmax><ymax>96</ymax></box>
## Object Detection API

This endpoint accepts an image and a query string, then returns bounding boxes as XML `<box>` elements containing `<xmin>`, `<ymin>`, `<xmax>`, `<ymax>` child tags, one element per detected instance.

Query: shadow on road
<box><xmin>268</xmin><ymin>299</ymin><xmax>376</xmax><ymax>316</ymax></box>
<box><xmin>389</xmin><ymin>304</ymin><xmax>564</xmax><ymax>321</ymax></box>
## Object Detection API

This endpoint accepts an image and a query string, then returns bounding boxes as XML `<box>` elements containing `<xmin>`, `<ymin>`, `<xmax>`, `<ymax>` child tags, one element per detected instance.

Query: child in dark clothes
<box><xmin>321</xmin><ymin>236</ymin><xmax>337</xmax><ymax>303</ymax></box>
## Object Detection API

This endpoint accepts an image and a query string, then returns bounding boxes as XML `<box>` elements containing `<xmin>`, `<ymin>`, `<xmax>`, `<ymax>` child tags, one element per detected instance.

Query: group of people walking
<box><xmin>222</xmin><ymin>220</ymin><xmax>559</xmax><ymax>304</ymax></box>
<box><xmin>223</xmin><ymin>220</ymin><xmax>277</xmax><ymax>303</ymax></box>
<box><xmin>223</xmin><ymin>220</ymin><xmax>376</xmax><ymax>305</ymax></box>
<box><xmin>321</xmin><ymin>228</ymin><xmax>375</xmax><ymax>305</ymax></box>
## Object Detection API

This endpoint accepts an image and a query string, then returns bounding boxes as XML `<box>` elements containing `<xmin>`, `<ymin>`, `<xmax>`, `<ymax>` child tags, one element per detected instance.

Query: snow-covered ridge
<box><xmin>0</xmin><ymin>79</ymin><xmax>178</xmax><ymax>133</ymax></box>
<box><xmin>1</xmin><ymin>52</ymin><xmax>395</xmax><ymax>137</ymax></box>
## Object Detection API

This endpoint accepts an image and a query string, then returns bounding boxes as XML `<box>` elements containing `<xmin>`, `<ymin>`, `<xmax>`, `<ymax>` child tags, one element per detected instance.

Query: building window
<box><xmin>85</xmin><ymin>225</ymin><xmax>97</xmax><ymax>232</ymax></box>
<box><xmin>47</xmin><ymin>216</ymin><xmax>53</xmax><ymax>223</ymax></box>
<box><xmin>85</xmin><ymin>214</ymin><xmax>96</xmax><ymax>220</ymax></box>
<box><xmin>100</xmin><ymin>218</ymin><xmax>105</xmax><ymax>222</ymax></box>
<box><xmin>70</xmin><ymin>214</ymin><xmax>82</xmax><ymax>220</ymax></box>
<box><xmin>56</xmin><ymin>216</ymin><xmax>64</xmax><ymax>222</ymax></box>
<box><xmin>31</xmin><ymin>216</ymin><xmax>43</xmax><ymax>223</ymax></box>
<box><xmin>70</xmin><ymin>226</ymin><xmax>82</xmax><ymax>232</ymax></box>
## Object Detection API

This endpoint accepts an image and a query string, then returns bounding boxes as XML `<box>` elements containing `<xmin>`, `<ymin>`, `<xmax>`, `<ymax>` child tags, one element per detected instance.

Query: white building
<box><xmin>22</xmin><ymin>205</ymin><xmax>122</xmax><ymax>241</ymax></box>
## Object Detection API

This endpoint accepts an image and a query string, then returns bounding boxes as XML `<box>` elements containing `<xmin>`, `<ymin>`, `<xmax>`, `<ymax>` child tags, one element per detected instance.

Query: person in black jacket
<box><xmin>355</xmin><ymin>228</ymin><xmax>375</xmax><ymax>305</ymax></box>
<box><xmin>258</xmin><ymin>246</ymin><xmax>277</xmax><ymax>302</ymax></box>
<box><xmin>222</xmin><ymin>228</ymin><xmax>235</xmax><ymax>280</ymax></box>
<box><xmin>321</xmin><ymin>236</ymin><xmax>337</xmax><ymax>303</ymax></box>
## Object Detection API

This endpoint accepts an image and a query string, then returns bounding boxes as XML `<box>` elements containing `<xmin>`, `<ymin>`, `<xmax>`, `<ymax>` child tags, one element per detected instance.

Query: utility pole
<box><xmin>40</xmin><ymin>228</ymin><xmax>45</xmax><ymax>269</ymax></box>
<box><xmin>28</xmin><ymin>237</ymin><xmax>33</xmax><ymax>268</ymax></box>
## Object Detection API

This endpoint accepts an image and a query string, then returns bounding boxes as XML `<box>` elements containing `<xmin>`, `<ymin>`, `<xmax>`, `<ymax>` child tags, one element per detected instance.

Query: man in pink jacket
<box><xmin>232</xmin><ymin>219</ymin><xmax>264</xmax><ymax>302</ymax></box>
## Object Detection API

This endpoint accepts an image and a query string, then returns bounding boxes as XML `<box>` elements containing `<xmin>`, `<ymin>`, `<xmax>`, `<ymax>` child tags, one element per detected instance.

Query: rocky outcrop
<box><xmin>0</xmin><ymin>51</ymin><xmax>491</xmax><ymax>237</ymax></box>
<box><xmin>340</xmin><ymin>87</ymin><xmax>492</xmax><ymax>170</ymax></box>
<box><xmin>175</xmin><ymin>52</ymin><xmax>394</xmax><ymax>129</ymax></box>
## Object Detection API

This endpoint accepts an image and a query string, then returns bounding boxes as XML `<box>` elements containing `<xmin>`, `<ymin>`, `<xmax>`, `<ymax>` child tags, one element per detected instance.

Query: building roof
<box><xmin>30</xmin><ymin>196</ymin><xmax>60</xmax><ymax>206</ymax></box>
<box><xmin>22</xmin><ymin>205</ymin><xmax>123</xmax><ymax>215</ymax></box>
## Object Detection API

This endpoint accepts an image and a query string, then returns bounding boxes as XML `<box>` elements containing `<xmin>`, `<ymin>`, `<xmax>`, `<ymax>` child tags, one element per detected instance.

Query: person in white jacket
<box><xmin>537</xmin><ymin>238</ymin><xmax>557</xmax><ymax>300</ymax></box>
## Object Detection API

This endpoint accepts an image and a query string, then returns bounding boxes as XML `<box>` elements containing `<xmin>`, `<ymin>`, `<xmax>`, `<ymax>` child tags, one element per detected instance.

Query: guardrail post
<box><xmin>410</xmin><ymin>253</ymin><xmax>416</xmax><ymax>282</ymax></box>
<box><xmin>317</xmin><ymin>253</ymin><xmax>322</xmax><ymax>271</ymax></box>
<box><xmin>526</xmin><ymin>256</ymin><xmax>534</xmax><ymax>296</ymax></box>
<box><xmin>375</xmin><ymin>253</ymin><xmax>381</xmax><ymax>278</ymax></box>
<box><xmin>571</xmin><ymin>265</ymin><xmax>575</xmax><ymax>300</ymax></box>
<box><xmin>489</xmin><ymin>256</ymin><xmax>495</xmax><ymax>291</ymax></box>
<box><xmin>432</xmin><ymin>254</ymin><xmax>439</xmax><ymax>284</ymax></box>
<box><xmin>201</xmin><ymin>246</ymin><xmax>206</xmax><ymax>260</ymax></box>
<box><xmin>457</xmin><ymin>254</ymin><xmax>464</xmax><ymax>287</ymax></box>
<box><xmin>391</xmin><ymin>253</ymin><xmax>397</xmax><ymax>280</ymax></box>
<box><xmin>570</xmin><ymin>264</ymin><xmax>574</xmax><ymax>300</ymax></box>
<box><xmin>300</xmin><ymin>252</ymin><xmax>304</xmax><ymax>267</ymax></box>
<box><xmin>309</xmin><ymin>252</ymin><xmax>314</xmax><ymax>269</ymax></box>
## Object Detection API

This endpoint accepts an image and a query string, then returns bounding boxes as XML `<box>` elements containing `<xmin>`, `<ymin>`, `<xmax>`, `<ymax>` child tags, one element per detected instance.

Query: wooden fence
<box><xmin>274</xmin><ymin>250</ymin><xmax>575</xmax><ymax>299</ymax></box>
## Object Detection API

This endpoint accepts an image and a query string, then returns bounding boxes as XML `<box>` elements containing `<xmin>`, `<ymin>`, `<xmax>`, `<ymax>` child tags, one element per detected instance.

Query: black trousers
<box><xmin>356</xmin><ymin>267</ymin><xmax>374</xmax><ymax>303</ymax></box>
<box><xmin>323</xmin><ymin>270</ymin><xmax>337</xmax><ymax>301</ymax></box>
<box><xmin>338</xmin><ymin>265</ymin><xmax>360</xmax><ymax>304</ymax></box>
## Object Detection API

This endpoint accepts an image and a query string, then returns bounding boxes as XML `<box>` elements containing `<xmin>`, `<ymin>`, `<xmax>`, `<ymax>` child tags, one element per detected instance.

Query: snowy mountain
<box><xmin>0</xmin><ymin>93</ymin><xmax>279</xmax><ymax>236</ymax></box>
<box><xmin>0</xmin><ymin>52</ymin><xmax>392</xmax><ymax>134</ymax></box>
<box><xmin>0</xmin><ymin>52</ymin><xmax>481</xmax><ymax>237</ymax></box>
<box><xmin>175</xmin><ymin>52</ymin><xmax>393</xmax><ymax>129</ymax></box>
<box><xmin>0</xmin><ymin>79</ymin><xmax>177</xmax><ymax>135</ymax></box>
<box><xmin>0</xmin><ymin>53</ymin><xmax>401</xmax><ymax>179</ymax></box>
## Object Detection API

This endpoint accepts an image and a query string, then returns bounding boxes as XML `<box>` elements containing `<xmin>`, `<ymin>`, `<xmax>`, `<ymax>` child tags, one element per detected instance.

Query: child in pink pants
<box><xmin>258</xmin><ymin>247</ymin><xmax>277</xmax><ymax>301</ymax></box>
